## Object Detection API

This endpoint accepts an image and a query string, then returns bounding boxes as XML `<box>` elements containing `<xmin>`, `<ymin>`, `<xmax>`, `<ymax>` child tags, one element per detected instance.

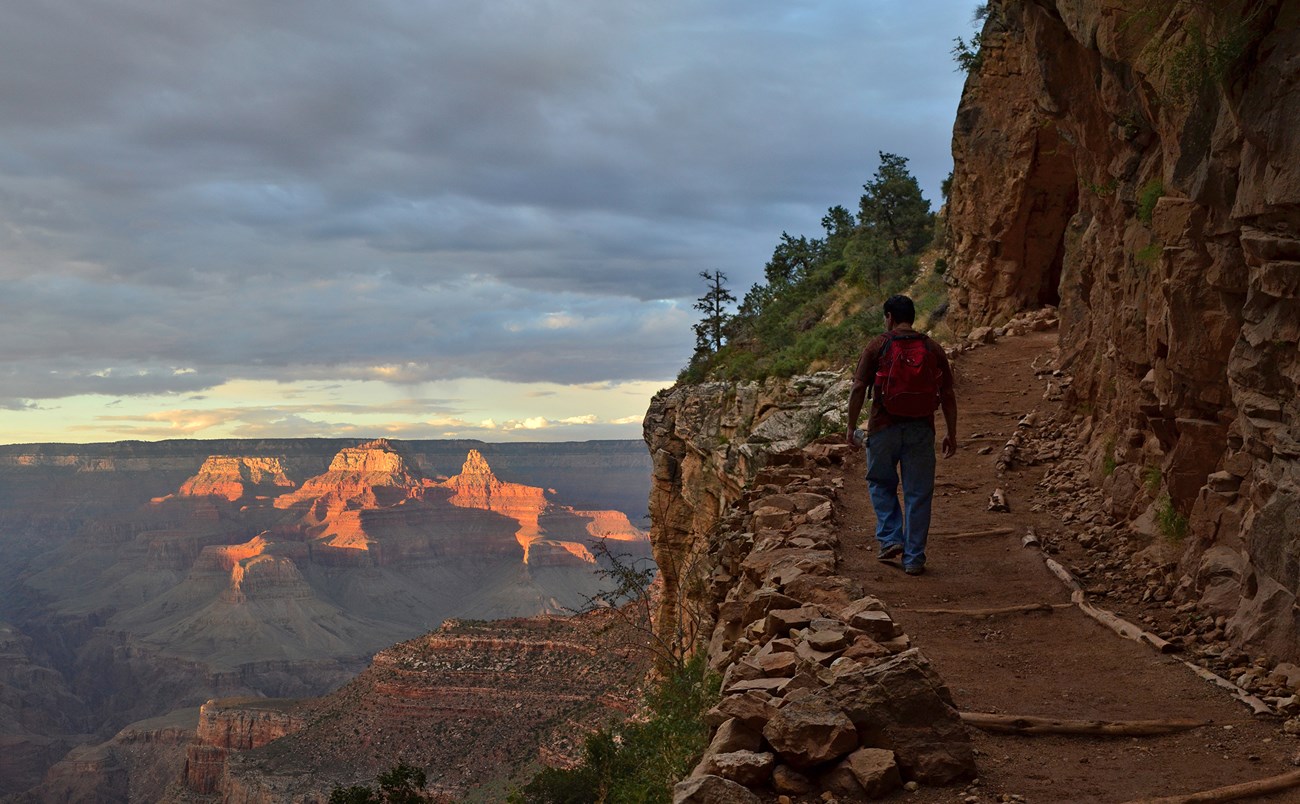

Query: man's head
<box><xmin>883</xmin><ymin>294</ymin><xmax>916</xmax><ymax>326</ymax></box>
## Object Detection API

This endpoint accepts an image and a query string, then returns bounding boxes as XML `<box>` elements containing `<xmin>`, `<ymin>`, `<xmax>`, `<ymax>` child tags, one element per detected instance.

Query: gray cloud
<box><xmin>0</xmin><ymin>1</ymin><xmax>973</xmax><ymax>405</ymax></box>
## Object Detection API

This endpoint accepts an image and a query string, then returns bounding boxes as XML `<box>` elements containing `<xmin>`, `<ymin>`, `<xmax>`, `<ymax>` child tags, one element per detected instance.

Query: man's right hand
<box><xmin>845</xmin><ymin>427</ymin><xmax>857</xmax><ymax>447</ymax></box>
<box><xmin>942</xmin><ymin>433</ymin><xmax>957</xmax><ymax>458</ymax></box>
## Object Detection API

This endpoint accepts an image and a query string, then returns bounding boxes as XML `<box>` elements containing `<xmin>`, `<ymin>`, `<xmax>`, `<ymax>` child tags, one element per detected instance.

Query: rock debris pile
<box><xmin>674</xmin><ymin>442</ymin><xmax>976</xmax><ymax>803</ymax></box>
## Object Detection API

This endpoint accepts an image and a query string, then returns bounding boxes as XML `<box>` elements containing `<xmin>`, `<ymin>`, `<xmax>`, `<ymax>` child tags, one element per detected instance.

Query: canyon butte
<box><xmin>0</xmin><ymin>438</ymin><xmax>650</xmax><ymax>798</ymax></box>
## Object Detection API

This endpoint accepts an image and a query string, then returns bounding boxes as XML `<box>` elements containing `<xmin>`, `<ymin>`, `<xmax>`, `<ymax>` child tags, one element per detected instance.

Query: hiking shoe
<box><xmin>904</xmin><ymin>564</ymin><xmax>926</xmax><ymax>576</ymax></box>
<box><xmin>876</xmin><ymin>543</ymin><xmax>902</xmax><ymax>561</ymax></box>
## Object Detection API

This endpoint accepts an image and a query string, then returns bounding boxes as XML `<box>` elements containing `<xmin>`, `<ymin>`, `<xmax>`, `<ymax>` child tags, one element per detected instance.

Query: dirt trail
<box><xmin>838</xmin><ymin>329</ymin><xmax>1297</xmax><ymax>803</ymax></box>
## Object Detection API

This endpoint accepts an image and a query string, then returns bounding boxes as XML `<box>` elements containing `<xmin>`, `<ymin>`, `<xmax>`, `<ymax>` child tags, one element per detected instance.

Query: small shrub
<box><xmin>329</xmin><ymin>763</ymin><xmax>431</xmax><ymax>804</ymax></box>
<box><xmin>1137</xmin><ymin>178</ymin><xmax>1163</xmax><ymax>224</ymax></box>
<box><xmin>1142</xmin><ymin>465</ymin><xmax>1162</xmax><ymax>494</ymax></box>
<box><xmin>1156</xmin><ymin>494</ymin><xmax>1189</xmax><ymax>543</ymax></box>
<box><xmin>1084</xmin><ymin>178</ymin><xmax>1118</xmax><ymax>197</ymax></box>
<box><xmin>1101</xmin><ymin>437</ymin><xmax>1117</xmax><ymax>477</ymax></box>
<box><xmin>1135</xmin><ymin>242</ymin><xmax>1162</xmax><ymax>268</ymax></box>
<box><xmin>952</xmin><ymin>33</ymin><xmax>984</xmax><ymax>73</ymax></box>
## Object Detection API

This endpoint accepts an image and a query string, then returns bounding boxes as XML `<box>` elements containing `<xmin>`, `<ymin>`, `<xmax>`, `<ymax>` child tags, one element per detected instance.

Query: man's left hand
<box><xmin>942</xmin><ymin>434</ymin><xmax>956</xmax><ymax>458</ymax></box>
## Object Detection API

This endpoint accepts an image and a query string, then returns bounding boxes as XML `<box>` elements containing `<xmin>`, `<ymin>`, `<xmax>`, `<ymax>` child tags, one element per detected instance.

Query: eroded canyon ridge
<box><xmin>0</xmin><ymin>438</ymin><xmax>650</xmax><ymax>797</ymax></box>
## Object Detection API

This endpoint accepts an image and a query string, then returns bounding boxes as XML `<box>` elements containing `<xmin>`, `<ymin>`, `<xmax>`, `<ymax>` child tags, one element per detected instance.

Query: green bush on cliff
<box><xmin>1136</xmin><ymin>178</ymin><xmax>1163</xmax><ymax>224</ymax></box>
<box><xmin>509</xmin><ymin>652</ymin><xmax>720</xmax><ymax>804</ymax></box>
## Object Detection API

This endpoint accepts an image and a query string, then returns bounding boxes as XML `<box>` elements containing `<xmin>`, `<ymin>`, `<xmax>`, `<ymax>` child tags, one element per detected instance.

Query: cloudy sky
<box><xmin>0</xmin><ymin>1</ymin><xmax>974</xmax><ymax>444</ymax></box>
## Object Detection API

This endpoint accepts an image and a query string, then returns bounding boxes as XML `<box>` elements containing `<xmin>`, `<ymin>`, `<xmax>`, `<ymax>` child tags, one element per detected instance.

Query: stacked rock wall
<box><xmin>673</xmin><ymin>443</ymin><xmax>975</xmax><ymax>802</ymax></box>
<box><xmin>643</xmin><ymin>372</ymin><xmax>852</xmax><ymax>659</ymax></box>
<box><xmin>946</xmin><ymin>0</ymin><xmax>1300</xmax><ymax>659</ymax></box>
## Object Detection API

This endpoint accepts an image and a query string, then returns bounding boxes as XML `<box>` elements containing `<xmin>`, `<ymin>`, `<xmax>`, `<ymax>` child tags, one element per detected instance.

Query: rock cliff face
<box><xmin>947</xmin><ymin>0</ymin><xmax>1300</xmax><ymax>658</ymax></box>
<box><xmin>439</xmin><ymin>449</ymin><xmax>549</xmax><ymax>556</ymax></box>
<box><xmin>183</xmin><ymin>699</ymin><xmax>308</xmax><ymax>795</ymax></box>
<box><xmin>643</xmin><ymin>372</ymin><xmax>851</xmax><ymax>651</ymax></box>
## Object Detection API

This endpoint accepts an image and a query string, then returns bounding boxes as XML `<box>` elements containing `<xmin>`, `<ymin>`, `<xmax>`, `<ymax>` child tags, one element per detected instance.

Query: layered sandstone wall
<box><xmin>946</xmin><ymin>1</ymin><xmax>1300</xmax><ymax>656</ymax></box>
<box><xmin>183</xmin><ymin>698</ymin><xmax>308</xmax><ymax>795</ymax></box>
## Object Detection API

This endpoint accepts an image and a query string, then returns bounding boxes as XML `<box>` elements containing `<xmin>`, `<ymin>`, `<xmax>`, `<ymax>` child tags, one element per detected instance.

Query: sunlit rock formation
<box><xmin>439</xmin><ymin>448</ymin><xmax>548</xmax><ymax>557</ymax></box>
<box><xmin>175</xmin><ymin>456</ymin><xmax>296</xmax><ymax>502</ymax></box>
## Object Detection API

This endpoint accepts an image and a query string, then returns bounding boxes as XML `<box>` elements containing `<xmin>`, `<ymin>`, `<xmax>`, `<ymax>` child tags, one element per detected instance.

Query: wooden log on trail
<box><xmin>933</xmin><ymin>526</ymin><xmax>1015</xmax><ymax>539</ymax></box>
<box><xmin>1044</xmin><ymin>557</ymin><xmax>1084</xmax><ymax>594</ymax></box>
<box><xmin>1042</xmin><ymin>558</ymin><xmax>1176</xmax><ymax>651</ymax></box>
<box><xmin>1077</xmin><ymin>600</ymin><xmax>1178</xmax><ymax>653</ymax></box>
<box><xmin>987</xmin><ymin>488</ymin><xmax>1010</xmax><ymax>512</ymax></box>
<box><xmin>996</xmin><ymin>436</ymin><xmax>1020</xmax><ymax>472</ymax></box>
<box><xmin>1122</xmin><ymin>768</ymin><xmax>1300</xmax><ymax>803</ymax></box>
<box><xmin>1180</xmin><ymin>660</ymin><xmax>1274</xmax><ymax>717</ymax></box>
<box><xmin>1040</xmin><ymin>555</ymin><xmax>1278</xmax><ymax>717</ymax></box>
<box><xmin>912</xmin><ymin>602</ymin><xmax>1070</xmax><ymax>616</ymax></box>
<box><xmin>960</xmin><ymin>711</ymin><xmax>1212</xmax><ymax>736</ymax></box>
<box><xmin>1021</xmin><ymin>527</ymin><xmax>1040</xmax><ymax>548</ymax></box>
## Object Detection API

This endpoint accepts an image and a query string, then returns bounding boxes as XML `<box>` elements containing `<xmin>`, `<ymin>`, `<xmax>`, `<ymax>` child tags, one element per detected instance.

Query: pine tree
<box><xmin>858</xmin><ymin>152</ymin><xmax>934</xmax><ymax>257</ymax></box>
<box><xmin>692</xmin><ymin>270</ymin><xmax>735</xmax><ymax>354</ymax></box>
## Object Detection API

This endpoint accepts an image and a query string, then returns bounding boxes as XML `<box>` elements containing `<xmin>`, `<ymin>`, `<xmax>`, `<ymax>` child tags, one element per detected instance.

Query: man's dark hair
<box><xmin>883</xmin><ymin>294</ymin><xmax>916</xmax><ymax>324</ymax></box>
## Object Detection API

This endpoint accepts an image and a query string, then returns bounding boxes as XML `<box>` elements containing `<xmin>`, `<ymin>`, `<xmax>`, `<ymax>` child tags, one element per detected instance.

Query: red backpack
<box><xmin>874</xmin><ymin>333</ymin><xmax>941</xmax><ymax>417</ymax></box>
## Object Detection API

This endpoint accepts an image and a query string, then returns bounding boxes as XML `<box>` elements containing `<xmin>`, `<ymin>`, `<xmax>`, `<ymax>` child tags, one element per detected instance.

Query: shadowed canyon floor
<box><xmin>836</xmin><ymin>329</ymin><xmax>1298</xmax><ymax>803</ymax></box>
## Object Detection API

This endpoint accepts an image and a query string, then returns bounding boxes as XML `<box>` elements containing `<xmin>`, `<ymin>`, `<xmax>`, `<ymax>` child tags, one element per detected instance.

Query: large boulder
<box><xmin>760</xmin><ymin>696</ymin><xmax>858</xmax><ymax>770</ymax></box>
<box><xmin>672</xmin><ymin>774</ymin><xmax>762</xmax><ymax>804</ymax></box>
<box><xmin>697</xmin><ymin>750</ymin><xmax>775</xmax><ymax>787</ymax></box>
<box><xmin>822</xmin><ymin>649</ymin><xmax>975</xmax><ymax>783</ymax></box>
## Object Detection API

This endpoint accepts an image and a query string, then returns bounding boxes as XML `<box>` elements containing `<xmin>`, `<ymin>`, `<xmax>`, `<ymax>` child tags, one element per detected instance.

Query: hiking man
<box><xmin>845</xmin><ymin>294</ymin><xmax>957</xmax><ymax>576</ymax></box>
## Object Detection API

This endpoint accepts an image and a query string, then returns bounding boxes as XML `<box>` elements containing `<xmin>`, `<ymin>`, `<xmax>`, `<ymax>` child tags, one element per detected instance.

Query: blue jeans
<box><xmin>866</xmin><ymin>420</ymin><xmax>936</xmax><ymax>569</ymax></box>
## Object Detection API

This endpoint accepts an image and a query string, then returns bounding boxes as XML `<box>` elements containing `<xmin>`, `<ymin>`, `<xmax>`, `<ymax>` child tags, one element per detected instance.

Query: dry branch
<box><xmin>1044</xmin><ymin>557</ymin><xmax>1084</xmax><ymax>595</ymax></box>
<box><xmin>912</xmin><ymin>602</ymin><xmax>1070</xmax><ymax>616</ymax></box>
<box><xmin>1122</xmin><ymin>768</ymin><xmax>1300</xmax><ymax>803</ymax></box>
<box><xmin>960</xmin><ymin>711</ymin><xmax>1211</xmax><ymax>736</ymax></box>
<box><xmin>933</xmin><ymin>526</ymin><xmax>1015</xmax><ymax>539</ymax></box>
<box><xmin>1077</xmin><ymin>600</ymin><xmax>1177</xmax><ymax>653</ymax></box>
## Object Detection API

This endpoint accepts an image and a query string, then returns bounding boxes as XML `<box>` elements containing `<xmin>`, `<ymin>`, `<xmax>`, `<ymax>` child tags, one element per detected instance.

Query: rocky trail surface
<box><xmin>837</xmin><ymin>328</ymin><xmax>1299</xmax><ymax>803</ymax></box>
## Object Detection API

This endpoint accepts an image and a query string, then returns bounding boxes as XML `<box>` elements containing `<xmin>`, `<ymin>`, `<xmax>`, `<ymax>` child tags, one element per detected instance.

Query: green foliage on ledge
<box><xmin>1137</xmin><ymin>178</ymin><xmax>1163</xmax><ymax>224</ymax></box>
